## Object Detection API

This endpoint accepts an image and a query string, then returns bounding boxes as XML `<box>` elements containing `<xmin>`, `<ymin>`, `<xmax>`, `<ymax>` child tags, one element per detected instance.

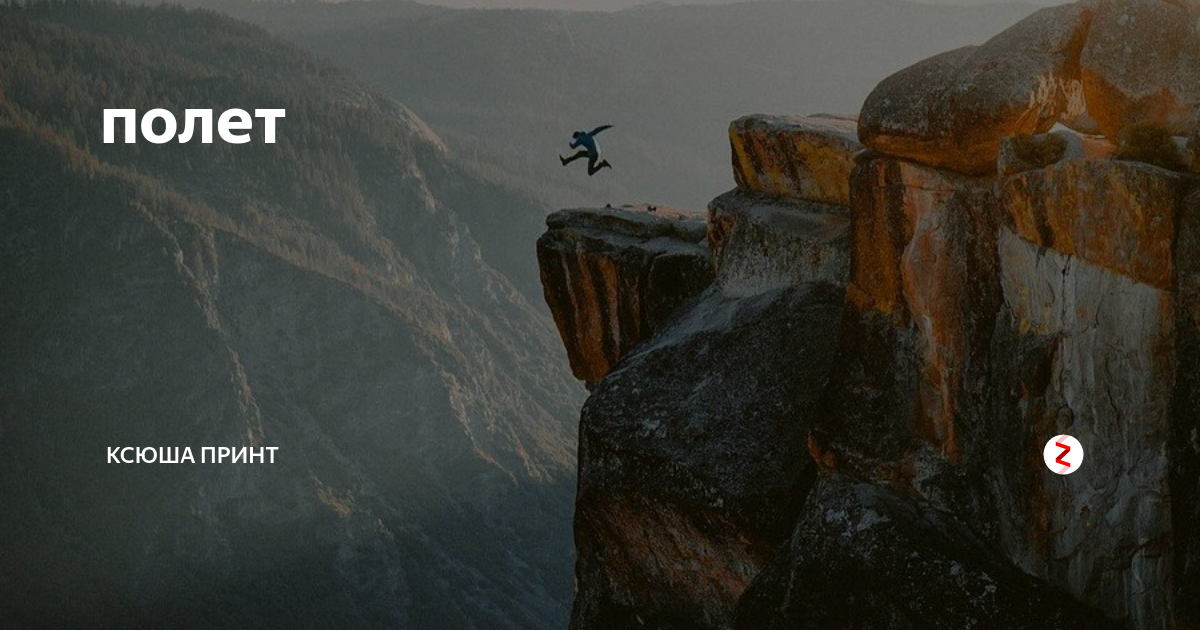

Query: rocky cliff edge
<box><xmin>538</xmin><ymin>2</ymin><xmax>1200</xmax><ymax>628</ymax></box>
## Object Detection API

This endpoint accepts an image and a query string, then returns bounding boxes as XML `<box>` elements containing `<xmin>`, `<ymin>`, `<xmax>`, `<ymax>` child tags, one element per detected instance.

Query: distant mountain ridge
<box><xmin>0</xmin><ymin>3</ymin><xmax>581</xmax><ymax>627</ymax></box>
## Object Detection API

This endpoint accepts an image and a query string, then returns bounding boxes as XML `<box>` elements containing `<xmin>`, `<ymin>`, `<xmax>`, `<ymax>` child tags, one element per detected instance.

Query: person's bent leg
<box><xmin>587</xmin><ymin>154</ymin><xmax>610</xmax><ymax>176</ymax></box>
<box><xmin>561</xmin><ymin>150</ymin><xmax>588</xmax><ymax>166</ymax></box>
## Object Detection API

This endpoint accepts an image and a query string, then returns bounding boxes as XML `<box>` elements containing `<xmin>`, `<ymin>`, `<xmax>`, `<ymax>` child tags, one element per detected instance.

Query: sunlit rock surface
<box><xmin>1080</xmin><ymin>0</ymin><xmax>1197</xmax><ymax>138</ymax></box>
<box><xmin>537</xmin><ymin>206</ymin><xmax>713</xmax><ymax>384</ymax></box>
<box><xmin>1001</xmin><ymin>159</ymin><xmax>1189</xmax><ymax>288</ymax></box>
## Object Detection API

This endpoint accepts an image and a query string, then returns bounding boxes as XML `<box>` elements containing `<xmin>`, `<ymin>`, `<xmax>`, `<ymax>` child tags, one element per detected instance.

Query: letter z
<box><xmin>1055</xmin><ymin>442</ymin><xmax>1071</xmax><ymax>468</ymax></box>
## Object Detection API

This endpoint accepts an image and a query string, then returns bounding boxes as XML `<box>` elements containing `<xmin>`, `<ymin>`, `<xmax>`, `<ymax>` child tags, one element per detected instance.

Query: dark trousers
<box><xmin>562</xmin><ymin>150</ymin><xmax>609</xmax><ymax>176</ymax></box>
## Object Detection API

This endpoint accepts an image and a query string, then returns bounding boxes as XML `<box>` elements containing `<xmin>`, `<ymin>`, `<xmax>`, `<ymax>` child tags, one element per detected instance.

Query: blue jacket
<box><xmin>570</xmin><ymin>125</ymin><xmax>612</xmax><ymax>155</ymax></box>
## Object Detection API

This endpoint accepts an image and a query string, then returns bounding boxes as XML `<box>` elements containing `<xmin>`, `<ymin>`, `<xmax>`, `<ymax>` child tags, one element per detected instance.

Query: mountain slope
<box><xmin>0</xmin><ymin>3</ymin><xmax>581</xmax><ymax>628</ymax></box>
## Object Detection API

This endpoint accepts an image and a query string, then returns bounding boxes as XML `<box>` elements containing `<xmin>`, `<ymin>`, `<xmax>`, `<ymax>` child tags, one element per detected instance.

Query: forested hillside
<box><xmin>0</xmin><ymin>3</ymin><xmax>581</xmax><ymax>627</ymax></box>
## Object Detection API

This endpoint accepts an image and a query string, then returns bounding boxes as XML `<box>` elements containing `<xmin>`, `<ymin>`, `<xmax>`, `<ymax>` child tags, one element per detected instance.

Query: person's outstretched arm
<box><xmin>589</xmin><ymin>124</ymin><xmax>613</xmax><ymax>136</ymax></box>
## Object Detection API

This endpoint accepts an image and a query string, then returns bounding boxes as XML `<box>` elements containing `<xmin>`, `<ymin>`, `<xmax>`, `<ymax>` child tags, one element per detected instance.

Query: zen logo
<box><xmin>1043</xmin><ymin>435</ymin><xmax>1084</xmax><ymax>475</ymax></box>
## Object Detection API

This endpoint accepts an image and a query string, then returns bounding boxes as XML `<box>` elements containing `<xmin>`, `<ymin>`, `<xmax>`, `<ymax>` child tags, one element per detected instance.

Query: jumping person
<box><xmin>560</xmin><ymin>124</ymin><xmax>613</xmax><ymax>176</ymax></box>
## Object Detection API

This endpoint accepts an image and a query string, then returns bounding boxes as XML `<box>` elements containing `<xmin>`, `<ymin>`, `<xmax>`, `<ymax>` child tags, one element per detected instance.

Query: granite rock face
<box><xmin>571</xmin><ymin>283</ymin><xmax>843</xmax><ymax>630</ymax></box>
<box><xmin>736</xmin><ymin>475</ymin><xmax>1122</xmax><ymax>630</ymax></box>
<box><xmin>1001</xmin><ymin>159</ymin><xmax>1189</xmax><ymax>289</ymax></box>
<box><xmin>537</xmin><ymin>207</ymin><xmax>714</xmax><ymax>384</ymax></box>
<box><xmin>823</xmin><ymin>145</ymin><xmax>1198</xmax><ymax>630</ymax></box>
<box><xmin>989</xmin><ymin>227</ymin><xmax>1177</xmax><ymax>628</ymax></box>
<box><xmin>707</xmin><ymin>189</ymin><xmax>850</xmax><ymax>297</ymax></box>
<box><xmin>729</xmin><ymin>115</ymin><xmax>861</xmax><ymax>206</ymax></box>
<box><xmin>823</xmin><ymin>155</ymin><xmax>1001</xmax><ymax>482</ymax></box>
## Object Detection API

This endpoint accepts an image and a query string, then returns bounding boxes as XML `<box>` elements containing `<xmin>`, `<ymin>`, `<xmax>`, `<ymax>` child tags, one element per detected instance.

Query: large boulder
<box><xmin>735</xmin><ymin>474</ymin><xmax>1122</xmax><ymax>630</ymax></box>
<box><xmin>707</xmin><ymin>189</ymin><xmax>850</xmax><ymax>297</ymax></box>
<box><xmin>571</xmin><ymin>283</ymin><xmax>844</xmax><ymax>630</ymax></box>
<box><xmin>1080</xmin><ymin>0</ymin><xmax>1197</xmax><ymax>139</ymax></box>
<box><xmin>537</xmin><ymin>207</ymin><xmax>713</xmax><ymax>384</ymax></box>
<box><xmin>729</xmin><ymin>114</ymin><xmax>861</xmax><ymax>205</ymax></box>
<box><xmin>858</xmin><ymin>3</ymin><xmax>1092</xmax><ymax>175</ymax></box>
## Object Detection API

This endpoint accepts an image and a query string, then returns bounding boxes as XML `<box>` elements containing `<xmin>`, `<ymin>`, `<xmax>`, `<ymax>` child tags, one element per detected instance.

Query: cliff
<box><xmin>538</xmin><ymin>1</ymin><xmax>1200</xmax><ymax>628</ymax></box>
<box><xmin>537</xmin><ymin>206</ymin><xmax>713</xmax><ymax>385</ymax></box>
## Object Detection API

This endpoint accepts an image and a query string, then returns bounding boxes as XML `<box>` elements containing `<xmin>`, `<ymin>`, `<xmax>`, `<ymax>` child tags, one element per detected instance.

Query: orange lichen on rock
<box><xmin>844</xmin><ymin>156</ymin><xmax>998</xmax><ymax>463</ymax></box>
<box><xmin>537</xmin><ymin>207</ymin><xmax>713</xmax><ymax>383</ymax></box>
<box><xmin>844</xmin><ymin>159</ymin><xmax>913</xmax><ymax>322</ymax></box>
<box><xmin>1001</xmin><ymin>159</ymin><xmax>1188</xmax><ymax>290</ymax></box>
<box><xmin>729</xmin><ymin>114</ymin><xmax>860</xmax><ymax>206</ymax></box>
<box><xmin>1080</xmin><ymin>0</ymin><xmax>1197</xmax><ymax>139</ymax></box>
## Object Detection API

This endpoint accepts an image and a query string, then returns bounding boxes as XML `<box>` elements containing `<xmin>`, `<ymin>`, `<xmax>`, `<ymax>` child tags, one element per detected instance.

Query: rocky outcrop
<box><xmin>794</xmin><ymin>153</ymin><xmax>1198</xmax><ymax>630</ymax></box>
<box><xmin>537</xmin><ymin>207</ymin><xmax>713</xmax><ymax>384</ymax></box>
<box><xmin>858</xmin><ymin>3</ymin><xmax>1092</xmax><ymax>175</ymax></box>
<box><xmin>572</xmin><ymin>283</ymin><xmax>842</xmax><ymax>630</ymax></box>
<box><xmin>860</xmin><ymin>0</ymin><xmax>1200</xmax><ymax>173</ymax></box>
<box><xmin>707</xmin><ymin>190</ymin><xmax>850</xmax><ymax>297</ymax></box>
<box><xmin>832</xmin><ymin>84</ymin><xmax>1199</xmax><ymax>630</ymax></box>
<box><xmin>729</xmin><ymin>115</ymin><xmax>860</xmax><ymax>206</ymax></box>
<box><xmin>545</xmin><ymin>119</ymin><xmax>855</xmax><ymax>630</ymax></box>
<box><xmin>541</xmin><ymin>1</ymin><xmax>1200</xmax><ymax>629</ymax></box>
